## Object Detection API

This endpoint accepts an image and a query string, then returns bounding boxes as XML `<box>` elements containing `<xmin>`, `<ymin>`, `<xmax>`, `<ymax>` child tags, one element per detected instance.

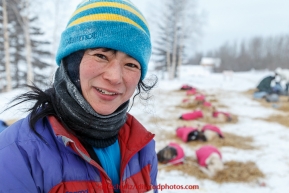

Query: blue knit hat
<box><xmin>56</xmin><ymin>0</ymin><xmax>151</xmax><ymax>80</ymax></box>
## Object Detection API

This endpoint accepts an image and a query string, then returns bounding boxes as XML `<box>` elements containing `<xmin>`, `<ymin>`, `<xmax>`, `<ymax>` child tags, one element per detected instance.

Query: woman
<box><xmin>0</xmin><ymin>0</ymin><xmax>158</xmax><ymax>192</ymax></box>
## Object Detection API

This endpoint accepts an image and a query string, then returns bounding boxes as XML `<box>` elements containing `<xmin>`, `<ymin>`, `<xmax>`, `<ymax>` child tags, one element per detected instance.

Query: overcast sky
<box><xmin>197</xmin><ymin>0</ymin><xmax>289</xmax><ymax>53</ymax></box>
<box><xmin>131</xmin><ymin>0</ymin><xmax>289</xmax><ymax>53</ymax></box>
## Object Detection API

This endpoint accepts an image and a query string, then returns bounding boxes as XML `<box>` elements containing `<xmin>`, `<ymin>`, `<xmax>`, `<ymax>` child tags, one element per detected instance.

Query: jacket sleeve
<box><xmin>150</xmin><ymin>149</ymin><xmax>158</xmax><ymax>193</ymax></box>
<box><xmin>0</xmin><ymin>142</ymin><xmax>38</xmax><ymax>193</ymax></box>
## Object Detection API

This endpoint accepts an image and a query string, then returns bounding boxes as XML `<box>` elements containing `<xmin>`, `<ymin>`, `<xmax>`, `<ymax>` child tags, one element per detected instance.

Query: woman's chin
<box><xmin>92</xmin><ymin>106</ymin><xmax>117</xmax><ymax>115</ymax></box>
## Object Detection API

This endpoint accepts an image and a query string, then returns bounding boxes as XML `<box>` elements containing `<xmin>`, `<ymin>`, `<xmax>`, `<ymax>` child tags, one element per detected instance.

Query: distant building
<box><xmin>199</xmin><ymin>57</ymin><xmax>221</xmax><ymax>72</ymax></box>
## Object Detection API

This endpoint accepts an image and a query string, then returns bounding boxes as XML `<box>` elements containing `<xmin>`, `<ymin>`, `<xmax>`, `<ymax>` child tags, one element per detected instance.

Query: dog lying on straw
<box><xmin>200</xmin><ymin>124</ymin><xmax>224</xmax><ymax>141</ymax></box>
<box><xmin>157</xmin><ymin>142</ymin><xmax>185</xmax><ymax>165</ymax></box>
<box><xmin>195</xmin><ymin>145</ymin><xmax>224</xmax><ymax>177</ymax></box>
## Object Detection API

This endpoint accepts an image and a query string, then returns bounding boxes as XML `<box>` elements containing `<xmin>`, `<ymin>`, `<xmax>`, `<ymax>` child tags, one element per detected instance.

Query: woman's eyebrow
<box><xmin>90</xmin><ymin>48</ymin><xmax>136</xmax><ymax>60</ymax></box>
<box><xmin>91</xmin><ymin>48</ymin><xmax>117</xmax><ymax>54</ymax></box>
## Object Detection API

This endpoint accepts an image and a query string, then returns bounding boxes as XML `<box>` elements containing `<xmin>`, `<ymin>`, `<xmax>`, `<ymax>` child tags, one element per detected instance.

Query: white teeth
<box><xmin>96</xmin><ymin>88</ymin><xmax>117</xmax><ymax>95</ymax></box>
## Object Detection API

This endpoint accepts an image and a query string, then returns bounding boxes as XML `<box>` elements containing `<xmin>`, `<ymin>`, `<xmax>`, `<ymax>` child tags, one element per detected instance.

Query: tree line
<box><xmin>189</xmin><ymin>34</ymin><xmax>289</xmax><ymax>72</ymax></box>
<box><xmin>0</xmin><ymin>0</ymin><xmax>52</xmax><ymax>93</ymax></box>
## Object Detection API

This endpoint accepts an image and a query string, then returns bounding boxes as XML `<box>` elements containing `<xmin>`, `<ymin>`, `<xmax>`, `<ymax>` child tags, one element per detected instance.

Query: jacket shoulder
<box><xmin>0</xmin><ymin>115</ymin><xmax>49</xmax><ymax>150</ymax></box>
<box><xmin>0</xmin><ymin>117</ymin><xmax>29</xmax><ymax>149</ymax></box>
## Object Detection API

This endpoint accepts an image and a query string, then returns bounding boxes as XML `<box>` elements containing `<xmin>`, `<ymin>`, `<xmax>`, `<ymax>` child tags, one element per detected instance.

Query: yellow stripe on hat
<box><xmin>68</xmin><ymin>13</ymin><xmax>145</xmax><ymax>32</ymax></box>
<box><xmin>71</xmin><ymin>2</ymin><xmax>148</xmax><ymax>27</ymax></box>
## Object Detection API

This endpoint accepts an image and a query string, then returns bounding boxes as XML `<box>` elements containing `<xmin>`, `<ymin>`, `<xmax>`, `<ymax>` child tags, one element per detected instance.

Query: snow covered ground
<box><xmin>130</xmin><ymin>66</ymin><xmax>289</xmax><ymax>193</ymax></box>
<box><xmin>0</xmin><ymin>65</ymin><xmax>288</xmax><ymax>193</ymax></box>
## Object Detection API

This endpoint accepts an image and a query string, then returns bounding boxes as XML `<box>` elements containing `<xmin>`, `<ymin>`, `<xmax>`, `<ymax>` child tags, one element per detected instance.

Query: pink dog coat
<box><xmin>203</xmin><ymin>101</ymin><xmax>212</xmax><ymax>107</ymax></box>
<box><xmin>176</xmin><ymin>126</ymin><xmax>199</xmax><ymax>142</ymax></box>
<box><xmin>195</xmin><ymin>94</ymin><xmax>205</xmax><ymax>101</ymax></box>
<box><xmin>186</xmin><ymin>88</ymin><xmax>197</xmax><ymax>95</ymax></box>
<box><xmin>181</xmin><ymin>110</ymin><xmax>203</xmax><ymax>120</ymax></box>
<box><xmin>196</xmin><ymin>145</ymin><xmax>222</xmax><ymax>167</ymax></box>
<box><xmin>167</xmin><ymin>142</ymin><xmax>185</xmax><ymax>165</ymax></box>
<box><xmin>201</xmin><ymin>124</ymin><xmax>224</xmax><ymax>138</ymax></box>
<box><xmin>182</xmin><ymin>98</ymin><xmax>189</xmax><ymax>103</ymax></box>
<box><xmin>181</xmin><ymin>84</ymin><xmax>193</xmax><ymax>90</ymax></box>
<box><xmin>213</xmin><ymin>111</ymin><xmax>231</xmax><ymax>119</ymax></box>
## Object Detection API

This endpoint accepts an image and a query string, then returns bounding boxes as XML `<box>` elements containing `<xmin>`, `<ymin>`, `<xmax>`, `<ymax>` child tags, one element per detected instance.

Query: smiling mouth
<box><xmin>96</xmin><ymin>88</ymin><xmax>118</xmax><ymax>96</ymax></box>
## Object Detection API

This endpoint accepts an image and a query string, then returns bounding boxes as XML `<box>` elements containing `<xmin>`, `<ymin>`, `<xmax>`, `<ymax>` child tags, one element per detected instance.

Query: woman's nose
<box><xmin>102</xmin><ymin>60</ymin><xmax>122</xmax><ymax>84</ymax></box>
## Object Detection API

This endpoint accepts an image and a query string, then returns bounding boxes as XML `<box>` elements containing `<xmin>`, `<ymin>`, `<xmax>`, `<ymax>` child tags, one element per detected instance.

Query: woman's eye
<box><xmin>95</xmin><ymin>54</ymin><xmax>107</xmax><ymax>60</ymax></box>
<box><xmin>126</xmin><ymin>63</ymin><xmax>140</xmax><ymax>69</ymax></box>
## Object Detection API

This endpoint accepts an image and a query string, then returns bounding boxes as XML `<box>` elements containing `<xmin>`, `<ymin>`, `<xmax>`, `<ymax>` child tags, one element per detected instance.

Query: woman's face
<box><xmin>79</xmin><ymin>48</ymin><xmax>141</xmax><ymax>115</ymax></box>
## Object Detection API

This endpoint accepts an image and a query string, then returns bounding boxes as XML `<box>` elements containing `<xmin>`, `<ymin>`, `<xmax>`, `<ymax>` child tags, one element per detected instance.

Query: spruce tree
<box><xmin>0</xmin><ymin>0</ymin><xmax>52</xmax><ymax>92</ymax></box>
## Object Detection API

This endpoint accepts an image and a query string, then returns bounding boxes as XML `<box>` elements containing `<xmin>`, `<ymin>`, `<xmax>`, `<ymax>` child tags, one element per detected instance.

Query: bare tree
<box><xmin>9</xmin><ymin>0</ymin><xmax>33</xmax><ymax>84</ymax></box>
<box><xmin>0</xmin><ymin>0</ymin><xmax>52</xmax><ymax>92</ymax></box>
<box><xmin>23</xmin><ymin>0</ymin><xmax>33</xmax><ymax>84</ymax></box>
<box><xmin>49</xmin><ymin>0</ymin><xmax>69</xmax><ymax>78</ymax></box>
<box><xmin>151</xmin><ymin>0</ymin><xmax>203</xmax><ymax>79</ymax></box>
<box><xmin>1</xmin><ymin>0</ymin><xmax>12</xmax><ymax>91</ymax></box>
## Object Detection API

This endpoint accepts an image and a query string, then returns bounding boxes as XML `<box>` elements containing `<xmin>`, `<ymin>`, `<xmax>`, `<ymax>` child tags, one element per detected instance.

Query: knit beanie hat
<box><xmin>56</xmin><ymin>0</ymin><xmax>151</xmax><ymax>80</ymax></box>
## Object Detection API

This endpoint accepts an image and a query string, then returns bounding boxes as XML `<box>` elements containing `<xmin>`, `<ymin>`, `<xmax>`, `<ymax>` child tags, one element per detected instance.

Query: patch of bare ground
<box><xmin>171</xmin><ymin>89</ymin><xmax>207</xmax><ymax>94</ymax></box>
<box><xmin>202</xmin><ymin>114</ymin><xmax>239</xmax><ymax>124</ymax></box>
<box><xmin>242</xmin><ymin>89</ymin><xmax>289</xmax><ymax>128</ymax></box>
<box><xmin>172</xmin><ymin>89</ymin><xmax>188</xmax><ymax>93</ymax></box>
<box><xmin>160</xmin><ymin>157</ymin><xmax>264</xmax><ymax>183</ymax></box>
<box><xmin>175</xmin><ymin>98</ymin><xmax>228</xmax><ymax>110</ymax></box>
<box><xmin>175</xmin><ymin>89</ymin><xmax>227</xmax><ymax>106</ymax></box>
<box><xmin>262</xmin><ymin>115</ymin><xmax>289</xmax><ymax>128</ymax></box>
<box><xmin>243</xmin><ymin>89</ymin><xmax>257</xmax><ymax>96</ymax></box>
<box><xmin>148</xmin><ymin>116</ymin><xmax>200</xmax><ymax>130</ymax></box>
<box><xmin>159</xmin><ymin>130</ymin><xmax>255</xmax><ymax>150</ymax></box>
<box><xmin>256</xmin><ymin>95</ymin><xmax>289</xmax><ymax>110</ymax></box>
<box><xmin>243</xmin><ymin>89</ymin><xmax>289</xmax><ymax>111</ymax></box>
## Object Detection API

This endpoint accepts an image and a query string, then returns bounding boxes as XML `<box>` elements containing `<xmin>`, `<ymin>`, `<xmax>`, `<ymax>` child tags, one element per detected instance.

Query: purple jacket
<box><xmin>0</xmin><ymin>114</ymin><xmax>158</xmax><ymax>193</ymax></box>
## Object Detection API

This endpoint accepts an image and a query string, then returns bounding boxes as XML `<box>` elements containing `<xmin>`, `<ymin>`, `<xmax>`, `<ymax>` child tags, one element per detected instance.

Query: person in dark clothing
<box><xmin>257</xmin><ymin>75</ymin><xmax>276</xmax><ymax>93</ymax></box>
